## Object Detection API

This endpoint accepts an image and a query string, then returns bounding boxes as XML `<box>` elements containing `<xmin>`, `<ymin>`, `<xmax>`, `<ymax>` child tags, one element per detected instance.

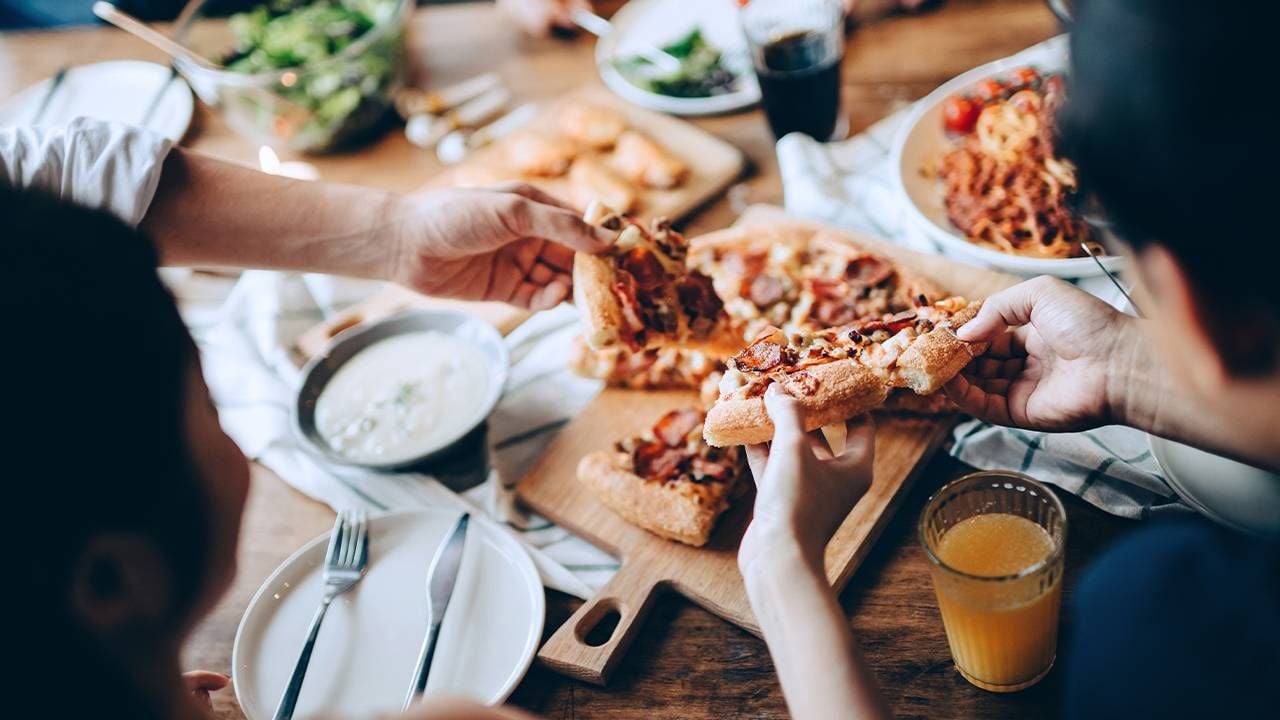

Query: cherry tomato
<box><xmin>943</xmin><ymin>95</ymin><xmax>981</xmax><ymax>134</ymax></box>
<box><xmin>976</xmin><ymin>78</ymin><xmax>1008</xmax><ymax>102</ymax></box>
<box><xmin>1010</xmin><ymin>67</ymin><xmax>1041</xmax><ymax>88</ymax></box>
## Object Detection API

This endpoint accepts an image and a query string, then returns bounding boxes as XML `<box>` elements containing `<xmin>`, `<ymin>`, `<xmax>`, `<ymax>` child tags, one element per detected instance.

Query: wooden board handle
<box><xmin>536</xmin><ymin>559</ymin><xmax>662</xmax><ymax>685</ymax></box>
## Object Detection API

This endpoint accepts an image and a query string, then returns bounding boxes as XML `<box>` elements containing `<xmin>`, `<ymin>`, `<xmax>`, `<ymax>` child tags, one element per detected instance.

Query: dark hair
<box><xmin>1060</xmin><ymin>0</ymin><xmax>1279</xmax><ymax>370</ymax></box>
<box><xmin>2</xmin><ymin>185</ymin><xmax>210</xmax><ymax>716</ymax></box>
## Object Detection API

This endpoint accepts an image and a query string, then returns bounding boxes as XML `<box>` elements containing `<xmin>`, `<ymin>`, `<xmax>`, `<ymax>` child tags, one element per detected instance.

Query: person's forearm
<box><xmin>1108</xmin><ymin>320</ymin><xmax>1280</xmax><ymax>469</ymax></box>
<box><xmin>742</xmin><ymin>541</ymin><xmax>890</xmax><ymax>720</ymax></box>
<box><xmin>141</xmin><ymin>147</ymin><xmax>402</xmax><ymax>279</ymax></box>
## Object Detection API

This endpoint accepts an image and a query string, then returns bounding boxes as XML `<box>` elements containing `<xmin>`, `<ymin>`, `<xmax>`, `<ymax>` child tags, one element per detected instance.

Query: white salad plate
<box><xmin>890</xmin><ymin>35</ymin><xmax>1122</xmax><ymax>278</ymax></box>
<box><xmin>1149</xmin><ymin>436</ymin><xmax>1280</xmax><ymax>537</ymax></box>
<box><xmin>595</xmin><ymin>0</ymin><xmax>759</xmax><ymax>116</ymax></box>
<box><xmin>232</xmin><ymin>509</ymin><xmax>544</xmax><ymax>718</ymax></box>
<box><xmin>0</xmin><ymin>60</ymin><xmax>193</xmax><ymax>142</ymax></box>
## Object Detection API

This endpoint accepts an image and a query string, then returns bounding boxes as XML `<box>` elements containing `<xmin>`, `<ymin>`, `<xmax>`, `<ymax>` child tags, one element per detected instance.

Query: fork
<box><xmin>273</xmin><ymin>509</ymin><xmax>369</xmax><ymax>720</ymax></box>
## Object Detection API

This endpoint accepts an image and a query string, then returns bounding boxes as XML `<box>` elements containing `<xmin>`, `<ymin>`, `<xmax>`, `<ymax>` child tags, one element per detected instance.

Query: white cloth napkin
<box><xmin>190</xmin><ymin>271</ymin><xmax>620</xmax><ymax>599</ymax></box>
<box><xmin>773</xmin><ymin>38</ymin><xmax>1189</xmax><ymax>519</ymax></box>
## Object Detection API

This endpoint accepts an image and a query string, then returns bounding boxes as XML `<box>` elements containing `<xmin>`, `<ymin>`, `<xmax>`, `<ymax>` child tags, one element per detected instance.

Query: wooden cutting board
<box><xmin>295</xmin><ymin>84</ymin><xmax>744</xmax><ymax>358</ymax></box>
<box><xmin>517</xmin><ymin>205</ymin><xmax>1019</xmax><ymax>685</ymax></box>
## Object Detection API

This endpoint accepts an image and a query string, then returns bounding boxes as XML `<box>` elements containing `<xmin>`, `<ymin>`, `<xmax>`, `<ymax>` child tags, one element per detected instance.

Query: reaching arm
<box><xmin>737</xmin><ymin>386</ymin><xmax>891</xmax><ymax>720</ymax></box>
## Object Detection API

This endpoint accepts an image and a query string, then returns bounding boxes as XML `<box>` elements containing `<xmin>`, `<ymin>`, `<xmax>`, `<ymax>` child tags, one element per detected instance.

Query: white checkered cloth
<box><xmin>191</xmin><ymin>273</ymin><xmax>618</xmax><ymax>599</ymax></box>
<box><xmin>775</xmin><ymin>37</ymin><xmax>1189</xmax><ymax>519</ymax></box>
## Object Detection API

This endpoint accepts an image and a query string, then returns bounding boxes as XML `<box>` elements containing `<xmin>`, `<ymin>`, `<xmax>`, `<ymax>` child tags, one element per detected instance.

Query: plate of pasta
<box><xmin>890</xmin><ymin>35</ymin><xmax>1120</xmax><ymax>277</ymax></box>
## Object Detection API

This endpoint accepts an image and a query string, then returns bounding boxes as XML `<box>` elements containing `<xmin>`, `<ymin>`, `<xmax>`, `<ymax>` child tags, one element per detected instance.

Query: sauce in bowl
<box><xmin>314</xmin><ymin>330</ymin><xmax>492</xmax><ymax>465</ymax></box>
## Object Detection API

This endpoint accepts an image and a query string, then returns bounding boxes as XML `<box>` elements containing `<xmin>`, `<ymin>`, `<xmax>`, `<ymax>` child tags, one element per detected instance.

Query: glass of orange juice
<box><xmin>919</xmin><ymin>471</ymin><xmax>1067</xmax><ymax>692</ymax></box>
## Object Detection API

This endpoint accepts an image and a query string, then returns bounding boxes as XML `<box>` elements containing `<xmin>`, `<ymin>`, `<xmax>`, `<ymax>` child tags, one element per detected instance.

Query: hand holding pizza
<box><xmin>945</xmin><ymin>276</ymin><xmax>1143</xmax><ymax>432</ymax></box>
<box><xmin>389</xmin><ymin>183</ymin><xmax>614</xmax><ymax>311</ymax></box>
<box><xmin>738</xmin><ymin>385</ymin><xmax>876</xmax><ymax>577</ymax></box>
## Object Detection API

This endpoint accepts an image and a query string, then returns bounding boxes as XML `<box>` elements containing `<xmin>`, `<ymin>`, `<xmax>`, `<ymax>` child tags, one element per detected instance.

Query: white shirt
<box><xmin>0</xmin><ymin>118</ymin><xmax>173</xmax><ymax>227</ymax></box>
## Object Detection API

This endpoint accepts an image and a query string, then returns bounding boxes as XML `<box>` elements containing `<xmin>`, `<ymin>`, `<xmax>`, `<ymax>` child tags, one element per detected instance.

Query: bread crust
<box><xmin>577</xmin><ymin>452</ymin><xmax>728</xmax><ymax>546</ymax></box>
<box><xmin>703</xmin><ymin>360</ymin><xmax>889</xmax><ymax>447</ymax></box>
<box><xmin>573</xmin><ymin>252</ymin><xmax>624</xmax><ymax>350</ymax></box>
<box><xmin>893</xmin><ymin>302</ymin><xmax>986</xmax><ymax>394</ymax></box>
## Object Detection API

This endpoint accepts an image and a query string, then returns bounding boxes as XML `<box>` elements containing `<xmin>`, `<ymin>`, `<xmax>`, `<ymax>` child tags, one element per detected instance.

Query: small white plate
<box><xmin>596</xmin><ymin>0</ymin><xmax>759</xmax><ymax>116</ymax></box>
<box><xmin>232</xmin><ymin>510</ymin><xmax>544</xmax><ymax>718</ymax></box>
<box><xmin>0</xmin><ymin>60</ymin><xmax>194</xmax><ymax>143</ymax></box>
<box><xmin>890</xmin><ymin>35</ymin><xmax>1122</xmax><ymax>278</ymax></box>
<box><xmin>1149</xmin><ymin>435</ymin><xmax>1280</xmax><ymax>536</ymax></box>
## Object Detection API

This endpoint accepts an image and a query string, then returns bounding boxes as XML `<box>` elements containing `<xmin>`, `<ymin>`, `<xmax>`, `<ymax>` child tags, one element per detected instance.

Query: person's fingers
<box><xmin>971</xmin><ymin>356</ymin><xmax>1025</xmax><ymax>380</ymax></box>
<box><xmin>943</xmin><ymin>373</ymin><xmax>1014</xmax><ymax>426</ymax></box>
<box><xmin>745</xmin><ymin>443</ymin><xmax>769</xmax><ymax>480</ymax></box>
<box><xmin>183</xmin><ymin>671</ymin><xmax>230</xmax><ymax>692</ymax></box>
<box><xmin>957</xmin><ymin>276</ymin><xmax>1064</xmax><ymax>341</ymax></box>
<box><xmin>527</xmin><ymin>261</ymin><xmax>555</xmax><ymax>285</ymax></box>
<box><xmin>527</xmin><ymin>276</ymin><xmax>571</xmax><ymax>311</ymax></box>
<box><xmin>807</xmin><ymin>432</ymin><xmax>834</xmax><ymax>460</ymax></box>
<box><xmin>499</xmin><ymin>194</ymin><xmax>614</xmax><ymax>253</ymax></box>
<box><xmin>828</xmin><ymin>414</ymin><xmax>875</xmax><ymax>475</ymax></box>
<box><xmin>977</xmin><ymin>377</ymin><xmax>1012</xmax><ymax>395</ymax></box>
<box><xmin>491</xmin><ymin>181</ymin><xmax>575</xmax><ymax>211</ymax></box>
<box><xmin>763</xmin><ymin>384</ymin><xmax>807</xmax><ymax>453</ymax></box>
<box><xmin>537</xmin><ymin>240</ymin><xmax>577</xmax><ymax>273</ymax></box>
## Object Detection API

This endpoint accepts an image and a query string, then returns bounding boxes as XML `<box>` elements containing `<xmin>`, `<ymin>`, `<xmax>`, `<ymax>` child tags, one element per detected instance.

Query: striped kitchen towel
<box><xmin>190</xmin><ymin>270</ymin><xmax>619</xmax><ymax>599</ymax></box>
<box><xmin>774</xmin><ymin>35</ymin><xmax>1189</xmax><ymax>519</ymax></box>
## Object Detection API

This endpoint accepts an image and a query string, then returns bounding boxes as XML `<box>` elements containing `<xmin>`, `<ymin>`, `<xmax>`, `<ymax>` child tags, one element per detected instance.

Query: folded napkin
<box><xmin>774</xmin><ymin>37</ymin><xmax>1190</xmax><ymax>519</ymax></box>
<box><xmin>189</xmin><ymin>271</ymin><xmax>619</xmax><ymax>599</ymax></box>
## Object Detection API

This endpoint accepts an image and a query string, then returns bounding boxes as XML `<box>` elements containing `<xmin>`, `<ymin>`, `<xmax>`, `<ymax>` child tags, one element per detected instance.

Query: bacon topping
<box><xmin>653</xmin><ymin>408</ymin><xmax>702</xmax><ymax>447</ymax></box>
<box><xmin>747</xmin><ymin>275</ymin><xmax>786</xmax><ymax>307</ymax></box>
<box><xmin>846</xmin><ymin>256</ymin><xmax>895</xmax><ymax>287</ymax></box>
<box><xmin>676</xmin><ymin>271</ymin><xmax>724</xmax><ymax>321</ymax></box>
<box><xmin>632</xmin><ymin>440</ymin><xmax>685</xmax><ymax>482</ymax></box>
<box><xmin>732</xmin><ymin>336</ymin><xmax>796</xmax><ymax>373</ymax></box>
<box><xmin>813</xmin><ymin>300</ymin><xmax>856</xmax><ymax>327</ymax></box>
<box><xmin>619</xmin><ymin>247</ymin><xmax>667</xmax><ymax>291</ymax></box>
<box><xmin>854</xmin><ymin>310</ymin><xmax>919</xmax><ymax>335</ymax></box>
<box><xmin>611</xmin><ymin>271</ymin><xmax>647</xmax><ymax>351</ymax></box>
<box><xmin>691</xmin><ymin>457</ymin><xmax>732</xmax><ymax>482</ymax></box>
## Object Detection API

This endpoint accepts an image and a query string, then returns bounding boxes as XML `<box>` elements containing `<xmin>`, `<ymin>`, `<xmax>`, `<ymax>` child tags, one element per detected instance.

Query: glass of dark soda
<box><xmin>741</xmin><ymin>0</ymin><xmax>844</xmax><ymax>141</ymax></box>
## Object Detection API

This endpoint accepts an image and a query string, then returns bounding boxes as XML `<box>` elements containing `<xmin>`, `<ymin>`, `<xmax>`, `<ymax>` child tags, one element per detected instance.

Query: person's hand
<box><xmin>497</xmin><ymin>0</ymin><xmax>591</xmax><ymax>36</ymax></box>
<box><xmin>945</xmin><ymin>275</ymin><xmax>1141</xmax><ymax>432</ymax></box>
<box><xmin>738</xmin><ymin>385</ymin><xmax>876</xmax><ymax>578</ymax></box>
<box><xmin>389</xmin><ymin>184</ymin><xmax>613</xmax><ymax>311</ymax></box>
<box><xmin>182</xmin><ymin>670</ymin><xmax>229</xmax><ymax>710</ymax></box>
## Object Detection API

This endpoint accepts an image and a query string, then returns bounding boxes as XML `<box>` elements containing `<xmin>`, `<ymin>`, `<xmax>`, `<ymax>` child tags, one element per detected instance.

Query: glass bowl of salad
<box><xmin>173</xmin><ymin>0</ymin><xmax>410</xmax><ymax>153</ymax></box>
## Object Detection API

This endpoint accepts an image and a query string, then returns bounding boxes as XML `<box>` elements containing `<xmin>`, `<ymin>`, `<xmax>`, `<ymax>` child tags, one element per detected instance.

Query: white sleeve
<box><xmin>0</xmin><ymin>118</ymin><xmax>174</xmax><ymax>227</ymax></box>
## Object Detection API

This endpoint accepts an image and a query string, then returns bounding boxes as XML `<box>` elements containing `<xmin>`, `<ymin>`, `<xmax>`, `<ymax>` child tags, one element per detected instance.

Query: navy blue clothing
<box><xmin>1066</xmin><ymin>520</ymin><xmax>1280</xmax><ymax>719</ymax></box>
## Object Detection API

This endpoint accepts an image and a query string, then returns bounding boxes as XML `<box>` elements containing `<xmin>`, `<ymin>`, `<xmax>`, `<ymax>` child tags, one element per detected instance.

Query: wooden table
<box><xmin>1</xmin><ymin>2</ymin><xmax>1136</xmax><ymax>717</ymax></box>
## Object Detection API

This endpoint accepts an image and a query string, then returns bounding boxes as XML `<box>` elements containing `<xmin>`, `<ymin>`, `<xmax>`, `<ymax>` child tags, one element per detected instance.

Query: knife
<box><xmin>402</xmin><ymin>513</ymin><xmax>471</xmax><ymax>710</ymax></box>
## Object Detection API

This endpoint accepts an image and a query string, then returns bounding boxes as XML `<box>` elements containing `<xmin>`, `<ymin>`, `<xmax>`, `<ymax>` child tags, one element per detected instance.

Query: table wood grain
<box><xmin>0</xmin><ymin>2</ymin><xmax>1133</xmax><ymax>718</ymax></box>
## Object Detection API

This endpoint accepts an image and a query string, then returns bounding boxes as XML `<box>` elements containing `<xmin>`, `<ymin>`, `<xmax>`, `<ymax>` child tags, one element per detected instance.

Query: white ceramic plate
<box><xmin>232</xmin><ymin>510</ymin><xmax>544</xmax><ymax>718</ymax></box>
<box><xmin>596</xmin><ymin>0</ymin><xmax>759</xmax><ymax>116</ymax></box>
<box><xmin>1149</xmin><ymin>435</ymin><xmax>1280</xmax><ymax>536</ymax></box>
<box><xmin>889</xmin><ymin>35</ymin><xmax>1122</xmax><ymax>278</ymax></box>
<box><xmin>0</xmin><ymin>60</ymin><xmax>194</xmax><ymax>143</ymax></box>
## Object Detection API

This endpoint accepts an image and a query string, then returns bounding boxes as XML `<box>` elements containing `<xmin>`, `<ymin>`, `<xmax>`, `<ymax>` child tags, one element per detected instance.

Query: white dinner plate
<box><xmin>1149</xmin><ymin>435</ymin><xmax>1280</xmax><ymax>537</ymax></box>
<box><xmin>0</xmin><ymin>60</ymin><xmax>193</xmax><ymax>143</ymax></box>
<box><xmin>595</xmin><ymin>0</ymin><xmax>760</xmax><ymax>116</ymax></box>
<box><xmin>232</xmin><ymin>510</ymin><xmax>544</xmax><ymax>718</ymax></box>
<box><xmin>889</xmin><ymin>35</ymin><xmax>1122</xmax><ymax>278</ymax></box>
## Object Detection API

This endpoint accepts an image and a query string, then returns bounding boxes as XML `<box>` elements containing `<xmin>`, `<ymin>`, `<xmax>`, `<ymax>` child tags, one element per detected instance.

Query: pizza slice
<box><xmin>567</xmin><ymin>335</ymin><xmax>721</xmax><ymax>392</ymax></box>
<box><xmin>573</xmin><ymin>201</ymin><xmax>738</xmax><ymax>354</ymax></box>
<box><xmin>578</xmin><ymin>407</ymin><xmax>744</xmax><ymax>546</ymax></box>
<box><xmin>702</xmin><ymin>297</ymin><xmax>986</xmax><ymax>447</ymax></box>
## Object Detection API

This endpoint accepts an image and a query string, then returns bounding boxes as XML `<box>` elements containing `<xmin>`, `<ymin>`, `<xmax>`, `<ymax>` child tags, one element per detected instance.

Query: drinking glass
<box><xmin>740</xmin><ymin>0</ymin><xmax>844</xmax><ymax>141</ymax></box>
<box><xmin>919</xmin><ymin>471</ymin><xmax>1067</xmax><ymax>692</ymax></box>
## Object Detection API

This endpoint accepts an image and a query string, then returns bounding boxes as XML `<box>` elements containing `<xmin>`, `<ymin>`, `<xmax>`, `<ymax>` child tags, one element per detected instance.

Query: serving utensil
<box><xmin>273</xmin><ymin>509</ymin><xmax>369</xmax><ymax>720</ymax></box>
<box><xmin>1080</xmin><ymin>241</ymin><xmax>1144</xmax><ymax>317</ymax></box>
<box><xmin>91</xmin><ymin>1</ymin><xmax>216</xmax><ymax>69</ymax></box>
<box><xmin>571</xmin><ymin>8</ymin><xmax>681</xmax><ymax>74</ymax></box>
<box><xmin>403</xmin><ymin>512</ymin><xmax>471</xmax><ymax>710</ymax></box>
<box><xmin>435</xmin><ymin>102</ymin><xmax>537</xmax><ymax>164</ymax></box>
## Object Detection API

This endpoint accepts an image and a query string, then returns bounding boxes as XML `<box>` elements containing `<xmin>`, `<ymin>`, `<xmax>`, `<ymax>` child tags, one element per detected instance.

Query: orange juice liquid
<box><xmin>932</xmin><ymin>513</ymin><xmax>1062</xmax><ymax>692</ymax></box>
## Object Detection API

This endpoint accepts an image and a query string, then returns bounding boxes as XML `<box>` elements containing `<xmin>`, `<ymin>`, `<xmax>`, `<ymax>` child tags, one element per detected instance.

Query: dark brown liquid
<box><xmin>756</xmin><ymin>31</ymin><xmax>842</xmax><ymax>140</ymax></box>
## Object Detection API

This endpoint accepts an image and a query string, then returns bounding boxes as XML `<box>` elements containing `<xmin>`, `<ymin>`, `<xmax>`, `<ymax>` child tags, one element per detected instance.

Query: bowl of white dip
<box><xmin>294</xmin><ymin>309</ymin><xmax>509</xmax><ymax>471</ymax></box>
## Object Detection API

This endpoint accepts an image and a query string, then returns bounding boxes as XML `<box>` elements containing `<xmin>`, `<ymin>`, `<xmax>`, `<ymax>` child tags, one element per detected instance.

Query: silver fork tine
<box><xmin>324</xmin><ymin>514</ymin><xmax>344</xmax><ymax>567</ymax></box>
<box><xmin>353</xmin><ymin>511</ymin><xmax>368</xmax><ymax>569</ymax></box>
<box><xmin>342</xmin><ymin>511</ymin><xmax>359</xmax><ymax>567</ymax></box>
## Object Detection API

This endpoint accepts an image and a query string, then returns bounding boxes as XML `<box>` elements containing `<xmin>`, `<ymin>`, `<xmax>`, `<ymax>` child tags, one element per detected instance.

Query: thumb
<box><xmin>183</xmin><ymin>671</ymin><xmax>230</xmax><ymax>692</ymax></box>
<box><xmin>501</xmin><ymin>193</ymin><xmax>614</xmax><ymax>253</ymax></box>
<box><xmin>763</xmin><ymin>384</ymin><xmax>807</xmax><ymax>453</ymax></box>
<box><xmin>956</xmin><ymin>276</ymin><xmax>1059</xmax><ymax>341</ymax></box>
